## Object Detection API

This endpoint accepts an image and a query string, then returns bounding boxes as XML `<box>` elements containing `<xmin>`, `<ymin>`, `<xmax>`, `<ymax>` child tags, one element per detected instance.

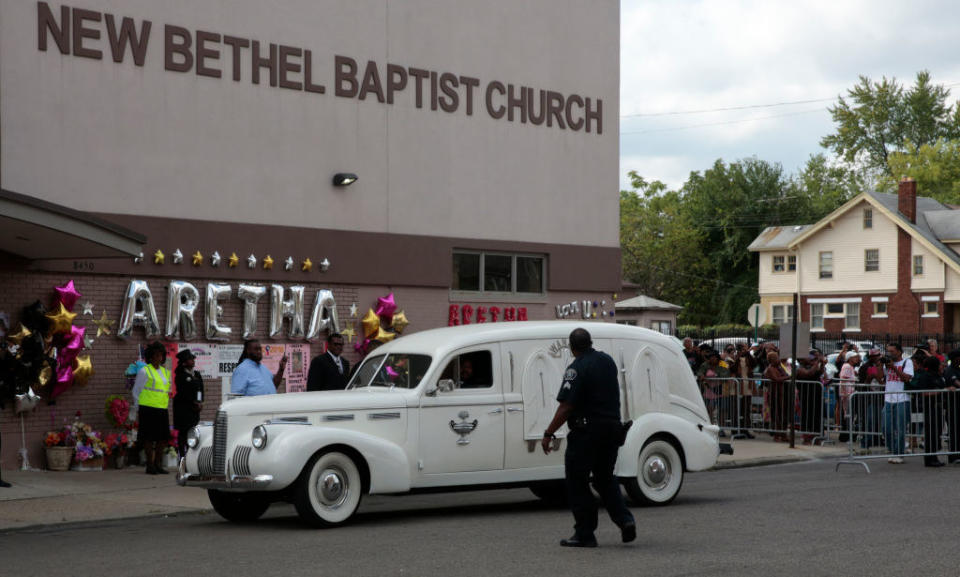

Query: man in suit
<box><xmin>307</xmin><ymin>333</ymin><xmax>351</xmax><ymax>391</ymax></box>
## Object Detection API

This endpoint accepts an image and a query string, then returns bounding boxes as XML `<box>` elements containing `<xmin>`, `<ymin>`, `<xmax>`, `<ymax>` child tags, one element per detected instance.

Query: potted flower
<box><xmin>43</xmin><ymin>429</ymin><xmax>74</xmax><ymax>471</ymax></box>
<box><xmin>66</xmin><ymin>412</ymin><xmax>107</xmax><ymax>471</ymax></box>
<box><xmin>163</xmin><ymin>428</ymin><xmax>180</xmax><ymax>469</ymax></box>
<box><xmin>104</xmin><ymin>432</ymin><xmax>131</xmax><ymax>468</ymax></box>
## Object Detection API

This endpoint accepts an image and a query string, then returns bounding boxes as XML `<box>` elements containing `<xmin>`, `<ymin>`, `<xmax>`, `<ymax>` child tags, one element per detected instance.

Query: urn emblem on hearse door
<box><xmin>449</xmin><ymin>411</ymin><xmax>479</xmax><ymax>445</ymax></box>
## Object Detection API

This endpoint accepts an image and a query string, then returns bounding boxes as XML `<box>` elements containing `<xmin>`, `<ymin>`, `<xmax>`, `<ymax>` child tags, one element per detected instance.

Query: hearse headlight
<box><xmin>186</xmin><ymin>426</ymin><xmax>201</xmax><ymax>449</ymax></box>
<box><xmin>252</xmin><ymin>425</ymin><xmax>268</xmax><ymax>449</ymax></box>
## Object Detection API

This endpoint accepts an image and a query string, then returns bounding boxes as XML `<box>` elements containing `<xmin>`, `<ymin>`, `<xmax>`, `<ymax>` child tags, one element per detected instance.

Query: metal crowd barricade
<box><xmin>698</xmin><ymin>377</ymin><xmax>826</xmax><ymax>441</ymax></box>
<box><xmin>836</xmin><ymin>388</ymin><xmax>960</xmax><ymax>473</ymax></box>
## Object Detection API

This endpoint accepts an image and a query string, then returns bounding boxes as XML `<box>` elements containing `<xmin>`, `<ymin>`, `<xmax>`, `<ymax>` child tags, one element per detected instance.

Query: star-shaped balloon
<box><xmin>320</xmin><ymin>258</ymin><xmax>331</xmax><ymax>272</ymax></box>
<box><xmin>134</xmin><ymin>251</ymin><xmax>143</xmax><ymax>264</ymax></box>
<box><xmin>392</xmin><ymin>310</ymin><xmax>410</xmax><ymax>333</ymax></box>
<box><xmin>301</xmin><ymin>258</ymin><xmax>313</xmax><ymax>272</ymax></box>
<box><xmin>92</xmin><ymin>310</ymin><xmax>115</xmax><ymax>337</ymax></box>
<box><xmin>349</xmin><ymin>303</ymin><xmax>358</xmax><ymax>317</ymax></box>
<box><xmin>374</xmin><ymin>327</ymin><xmax>397</xmax><ymax>343</ymax></box>
<box><xmin>192</xmin><ymin>250</ymin><xmax>204</xmax><ymax>266</ymax></box>
<box><xmin>73</xmin><ymin>355</ymin><xmax>94</xmax><ymax>387</ymax></box>
<box><xmin>83</xmin><ymin>334</ymin><xmax>95</xmax><ymax>349</ymax></box>
<box><xmin>375</xmin><ymin>293</ymin><xmax>397</xmax><ymax>318</ymax></box>
<box><xmin>63</xmin><ymin>325</ymin><xmax>86</xmax><ymax>353</ymax></box>
<box><xmin>247</xmin><ymin>254</ymin><xmax>257</xmax><ymax>269</ymax></box>
<box><xmin>263</xmin><ymin>255</ymin><xmax>274</xmax><ymax>270</ymax></box>
<box><xmin>46</xmin><ymin>303</ymin><xmax>77</xmax><ymax>335</ymax></box>
<box><xmin>228</xmin><ymin>253</ymin><xmax>240</xmax><ymax>268</ymax></box>
<box><xmin>54</xmin><ymin>280</ymin><xmax>83</xmax><ymax>311</ymax></box>
<box><xmin>38</xmin><ymin>364</ymin><xmax>53</xmax><ymax>387</ymax></box>
<box><xmin>81</xmin><ymin>302</ymin><xmax>94</xmax><ymax>316</ymax></box>
<box><xmin>6</xmin><ymin>324</ymin><xmax>32</xmax><ymax>345</ymax></box>
<box><xmin>284</xmin><ymin>256</ymin><xmax>294</xmax><ymax>271</ymax></box>
<box><xmin>341</xmin><ymin>327</ymin><xmax>356</xmax><ymax>344</ymax></box>
<box><xmin>361</xmin><ymin>308</ymin><xmax>380</xmax><ymax>338</ymax></box>
<box><xmin>172</xmin><ymin>249</ymin><xmax>184</xmax><ymax>264</ymax></box>
<box><xmin>153</xmin><ymin>249</ymin><xmax>165</xmax><ymax>265</ymax></box>
<box><xmin>211</xmin><ymin>251</ymin><xmax>222</xmax><ymax>267</ymax></box>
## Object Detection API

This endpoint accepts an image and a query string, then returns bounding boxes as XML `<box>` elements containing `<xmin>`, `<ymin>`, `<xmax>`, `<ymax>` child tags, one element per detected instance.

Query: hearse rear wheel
<box><xmin>294</xmin><ymin>450</ymin><xmax>363</xmax><ymax>527</ymax></box>
<box><xmin>208</xmin><ymin>490</ymin><xmax>270</xmax><ymax>522</ymax></box>
<box><xmin>623</xmin><ymin>439</ymin><xmax>683</xmax><ymax>506</ymax></box>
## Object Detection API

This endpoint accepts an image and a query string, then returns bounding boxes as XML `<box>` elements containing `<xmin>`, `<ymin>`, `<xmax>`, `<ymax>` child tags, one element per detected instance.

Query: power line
<box><xmin>620</xmin><ymin>107</ymin><xmax>827</xmax><ymax>136</ymax></box>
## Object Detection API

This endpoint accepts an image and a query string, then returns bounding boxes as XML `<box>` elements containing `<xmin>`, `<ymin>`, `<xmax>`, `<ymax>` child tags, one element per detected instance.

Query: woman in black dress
<box><xmin>173</xmin><ymin>349</ymin><xmax>204</xmax><ymax>458</ymax></box>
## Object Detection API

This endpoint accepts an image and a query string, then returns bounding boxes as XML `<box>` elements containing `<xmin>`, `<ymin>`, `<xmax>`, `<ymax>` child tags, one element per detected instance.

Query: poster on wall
<box><xmin>181</xmin><ymin>343</ymin><xmax>219</xmax><ymax>381</ymax></box>
<box><xmin>163</xmin><ymin>341</ymin><xmax>179</xmax><ymax>373</ymax></box>
<box><xmin>217</xmin><ymin>344</ymin><xmax>244</xmax><ymax>377</ymax></box>
<box><xmin>284</xmin><ymin>344</ymin><xmax>311</xmax><ymax>393</ymax></box>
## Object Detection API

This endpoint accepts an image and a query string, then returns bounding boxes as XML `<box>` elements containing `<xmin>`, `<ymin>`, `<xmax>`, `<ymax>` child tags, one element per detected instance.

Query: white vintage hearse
<box><xmin>178</xmin><ymin>322</ymin><xmax>727</xmax><ymax>526</ymax></box>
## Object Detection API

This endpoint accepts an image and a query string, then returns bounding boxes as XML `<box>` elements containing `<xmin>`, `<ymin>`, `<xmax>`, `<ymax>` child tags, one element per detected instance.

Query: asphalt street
<box><xmin>3</xmin><ymin>458</ymin><xmax>959</xmax><ymax>577</ymax></box>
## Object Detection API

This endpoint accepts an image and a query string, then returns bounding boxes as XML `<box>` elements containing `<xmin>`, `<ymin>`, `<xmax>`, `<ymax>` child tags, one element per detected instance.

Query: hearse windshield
<box><xmin>347</xmin><ymin>353</ymin><xmax>432</xmax><ymax>389</ymax></box>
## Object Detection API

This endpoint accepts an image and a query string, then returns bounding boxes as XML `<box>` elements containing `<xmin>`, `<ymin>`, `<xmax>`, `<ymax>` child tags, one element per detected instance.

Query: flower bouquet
<box><xmin>68</xmin><ymin>414</ymin><xmax>107</xmax><ymax>471</ymax></box>
<box><xmin>44</xmin><ymin>424</ymin><xmax>75</xmax><ymax>471</ymax></box>
<box><xmin>104</xmin><ymin>431</ymin><xmax>132</xmax><ymax>468</ymax></box>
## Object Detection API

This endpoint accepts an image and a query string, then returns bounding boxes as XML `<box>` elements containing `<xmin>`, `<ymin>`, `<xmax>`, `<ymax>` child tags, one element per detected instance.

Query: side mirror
<box><xmin>424</xmin><ymin>382</ymin><xmax>439</xmax><ymax>397</ymax></box>
<box><xmin>437</xmin><ymin>379</ymin><xmax>456</xmax><ymax>393</ymax></box>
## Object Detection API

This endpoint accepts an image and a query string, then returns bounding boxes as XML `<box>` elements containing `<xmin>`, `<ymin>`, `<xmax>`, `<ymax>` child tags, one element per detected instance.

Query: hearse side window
<box><xmin>348</xmin><ymin>354</ymin><xmax>432</xmax><ymax>389</ymax></box>
<box><xmin>438</xmin><ymin>351</ymin><xmax>494</xmax><ymax>389</ymax></box>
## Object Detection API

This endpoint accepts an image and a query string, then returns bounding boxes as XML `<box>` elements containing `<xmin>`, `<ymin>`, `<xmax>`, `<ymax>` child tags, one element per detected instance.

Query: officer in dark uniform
<box><xmin>541</xmin><ymin>328</ymin><xmax>636</xmax><ymax>547</ymax></box>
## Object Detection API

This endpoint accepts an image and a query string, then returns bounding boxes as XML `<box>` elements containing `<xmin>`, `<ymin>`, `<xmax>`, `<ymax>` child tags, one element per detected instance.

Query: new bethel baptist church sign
<box><xmin>36</xmin><ymin>2</ymin><xmax>605</xmax><ymax>134</ymax></box>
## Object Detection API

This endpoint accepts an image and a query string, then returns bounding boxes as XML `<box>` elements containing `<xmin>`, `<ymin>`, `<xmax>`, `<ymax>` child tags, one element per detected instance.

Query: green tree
<box><xmin>886</xmin><ymin>139</ymin><xmax>960</xmax><ymax>204</ymax></box>
<box><xmin>790</xmin><ymin>153</ymin><xmax>862</xmax><ymax>221</ymax></box>
<box><xmin>821</xmin><ymin>71</ymin><xmax>960</xmax><ymax>177</ymax></box>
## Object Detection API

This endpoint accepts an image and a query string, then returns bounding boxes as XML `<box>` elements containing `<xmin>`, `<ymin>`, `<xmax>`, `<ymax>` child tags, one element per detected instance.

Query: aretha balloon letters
<box><xmin>117</xmin><ymin>280</ymin><xmax>339</xmax><ymax>342</ymax></box>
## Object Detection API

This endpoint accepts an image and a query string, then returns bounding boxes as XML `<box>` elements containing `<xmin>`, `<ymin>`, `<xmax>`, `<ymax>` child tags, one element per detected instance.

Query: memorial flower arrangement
<box><xmin>103</xmin><ymin>432</ymin><xmax>131</xmax><ymax>456</ymax></box>
<box><xmin>165</xmin><ymin>428</ymin><xmax>179</xmax><ymax>457</ymax></box>
<box><xmin>124</xmin><ymin>360</ymin><xmax>146</xmax><ymax>389</ymax></box>
<box><xmin>104</xmin><ymin>394</ymin><xmax>136</xmax><ymax>431</ymax></box>
<box><xmin>69</xmin><ymin>414</ymin><xmax>107</xmax><ymax>462</ymax></box>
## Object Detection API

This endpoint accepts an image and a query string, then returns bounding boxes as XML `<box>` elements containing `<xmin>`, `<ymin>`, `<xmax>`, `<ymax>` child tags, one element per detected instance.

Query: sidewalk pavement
<box><xmin>0</xmin><ymin>437</ymin><xmax>850</xmax><ymax>532</ymax></box>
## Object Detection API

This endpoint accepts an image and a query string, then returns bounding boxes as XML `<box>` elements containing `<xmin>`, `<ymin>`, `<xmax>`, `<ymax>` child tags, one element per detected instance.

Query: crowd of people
<box><xmin>683</xmin><ymin>337</ymin><xmax>960</xmax><ymax>466</ymax></box>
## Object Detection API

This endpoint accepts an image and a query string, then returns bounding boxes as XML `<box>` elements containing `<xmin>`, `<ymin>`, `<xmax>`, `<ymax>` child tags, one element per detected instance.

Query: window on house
<box><xmin>771</xmin><ymin>304</ymin><xmax>794</xmax><ymax>325</ymax></box>
<box><xmin>819</xmin><ymin>252</ymin><xmax>833</xmax><ymax>279</ymax></box>
<box><xmin>772</xmin><ymin>255</ymin><xmax>785</xmax><ymax>272</ymax></box>
<box><xmin>863</xmin><ymin>208</ymin><xmax>873</xmax><ymax>229</ymax></box>
<box><xmin>913</xmin><ymin>255</ymin><xmax>924</xmax><ymax>276</ymax></box>
<box><xmin>616</xmin><ymin>320</ymin><xmax>638</xmax><ymax>326</ymax></box>
<box><xmin>826</xmin><ymin>303</ymin><xmax>844</xmax><ymax>315</ymax></box>
<box><xmin>649</xmin><ymin>321</ymin><xmax>672</xmax><ymax>334</ymax></box>
<box><xmin>865</xmin><ymin>249</ymin><xmax>880</xmax><ymax>272</ymax></box>
<box><xmin>811</xmin><ymin>303</ymin><xmax>824</xmax><ymax>329</ymax></box>
<box><xmin>452</xmin><ymin>251</ymin><xmax>547</xmax><ymax>295</ymax></box>
<box><xmin>925</xmin><ymin>301</ymin><xmax>939</xmax><ymax>315</ymax></box>
<box><xmin>787</xmin><ymin>255</ymin><xmax>797</xmax><ymax>271</ymax></box>
<box><xmin>873</xmin><ymin>302</ymin><xmax>888</xmax><ymax>316</ymax></box>
<box><xmin>845</xmin><ymin>303</ymin><xmax>860</xmax><ymax>329</ymax></box>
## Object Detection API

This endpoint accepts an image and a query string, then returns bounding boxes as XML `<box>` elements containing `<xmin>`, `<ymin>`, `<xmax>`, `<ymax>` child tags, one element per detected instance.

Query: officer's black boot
<box><xmin>560</xmin><ymin>534</ymin><xmax>598</xmax><ymax>548</ymax></box>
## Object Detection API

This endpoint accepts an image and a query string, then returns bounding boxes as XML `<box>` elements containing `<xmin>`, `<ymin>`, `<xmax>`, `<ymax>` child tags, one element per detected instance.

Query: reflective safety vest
<box><xmin>138</xmin><ymin>365</ymin><xmax>171</xmax><ymax>409</ymax></box>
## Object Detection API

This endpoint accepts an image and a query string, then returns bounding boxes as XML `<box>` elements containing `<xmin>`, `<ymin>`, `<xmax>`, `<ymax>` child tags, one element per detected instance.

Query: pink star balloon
<box><xmin>52</xmin><ymin>364</ymin><xmax>75</xmax><ymax>399</ymax></box>
<box><xmin>54</xmin><ymin>280</ymin><xmax>83</xmax><ymax>312</ymax></box>
<box><xmin>375</xmin><ymin>293</ymin><xmax>397</xmax><ymax>319</ymax></box>
<box><xmin>62</xmin><ymin>325</ymin><xmax>86</xmax><ymax>353</ymax></box>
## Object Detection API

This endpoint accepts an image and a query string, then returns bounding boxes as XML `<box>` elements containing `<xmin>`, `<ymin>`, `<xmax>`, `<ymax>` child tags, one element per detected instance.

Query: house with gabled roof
<box><xmin>748</xmin><ymin>179</ymin><xmax>960</xmax><ymax>334</ymax></box>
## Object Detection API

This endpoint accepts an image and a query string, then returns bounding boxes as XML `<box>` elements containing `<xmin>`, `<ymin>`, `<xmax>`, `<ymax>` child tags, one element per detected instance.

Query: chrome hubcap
<box><xmin>643</xmin><ymin>454</ymin><xmax>670</xmax><ymax>490</ymax></box>
<box><xmin>318</xmin><ymin>467</ymin><xmax>347</xmax><ymax>507</ymax></box>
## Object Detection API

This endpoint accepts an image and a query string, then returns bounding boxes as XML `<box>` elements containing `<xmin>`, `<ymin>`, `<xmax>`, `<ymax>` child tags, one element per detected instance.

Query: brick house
<box><xmin>749</xmin><ymin>179</ymin><xmax>960</xmax><ymax>335</ymax></box>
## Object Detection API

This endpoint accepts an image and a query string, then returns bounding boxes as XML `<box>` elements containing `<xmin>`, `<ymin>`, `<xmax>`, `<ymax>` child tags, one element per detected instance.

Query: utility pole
<box><xmin>789</xmin><ymin>292</ymin><xmax>798</xmax><ymax>449</ymax></box>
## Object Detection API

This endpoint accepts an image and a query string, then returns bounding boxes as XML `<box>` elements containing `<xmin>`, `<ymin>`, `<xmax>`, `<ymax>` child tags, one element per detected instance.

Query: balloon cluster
<box><xmin>354</xmin><ymin>293</ymin><xmax>410</xmax><ymax>356</ymax></box>
<box><xmin>0</xmin><ymin>280</ymin><xmax>95</xmax><ymax>410</ymax></box>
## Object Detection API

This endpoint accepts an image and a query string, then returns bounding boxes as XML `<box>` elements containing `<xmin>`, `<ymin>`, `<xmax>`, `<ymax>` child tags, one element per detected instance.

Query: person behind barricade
<box><xmin>697</xmin><ymin>350</ymin><xmax>731</xmax><ymax>437</ymax></box>
<box><xmin>721</xmin><ymin>346</ymin><xmax>739</xmax><ymax>435</ymax></box>
<box><xmin>683</xmin><ymin>338</ymin><xmax>702</xmax><ymax>373</ymax></box>
<box><xmin>796</xmin><ymin>351</ymin><xmax>825</xmax><ymax>445</ymax></box>
<box><xmin>857</xmin><ymin>348</ymin><xmax>885</xmax><ymax>449</ymax></box>
<box><xmin>907</xmin><ymin>355</ymin><xmax>946</xmax><ymax>467</ymax></box>
<box><xmin>928</xmin><ymin>339</ymin><xmax>946</xmax><ymax>367</ymax></box>
<box><xmin>943</xmin><ymin>350</ymin><xmax>960</xmax><ymax>464</ymax></box>
<box><xmin>838</xmin><ymin>351</ymin><xmax>861</xmax><ymax>443</ymax></box>
<box><xmin>882</xmin><ymin>343</ymin><xmax>913</xmax><ymax>464</ymax></box>
<box><xmin>131</xmin><ymin>341</ymin><xmax>174</xmax><ymax>475</ymax></box>
<box><xmin>763</xmin><ymin>351</ymin><xmax>790</xmax><ymax>442</ymax></box>
<box><xmin>734</xmin><ymin>343</ymin><xmax>757</xmax><ymax>438</ymax></box>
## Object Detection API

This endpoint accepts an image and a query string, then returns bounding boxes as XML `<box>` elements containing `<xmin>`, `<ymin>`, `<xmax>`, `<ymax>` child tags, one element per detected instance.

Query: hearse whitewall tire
<box><xmin>624</xmin><ymin>438</ymin><xmax>683</xmax><ymax>506</ymax></box>
<box><xmin>294</xmin><ymin>450</ymin><xmax>363</xmax><ymax>527</ymax></box>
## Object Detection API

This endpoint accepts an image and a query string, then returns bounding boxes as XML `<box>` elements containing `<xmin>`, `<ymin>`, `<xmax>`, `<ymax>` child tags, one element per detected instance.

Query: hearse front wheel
<box><xmin>294</xmin><ymin>450</ymin><xmax>363</xmax><ymax>527</ymax></box>
<box><xmin>623</xmin><ymin>439</ymin><xmax>683</xmax><ymax>506</ymax></box>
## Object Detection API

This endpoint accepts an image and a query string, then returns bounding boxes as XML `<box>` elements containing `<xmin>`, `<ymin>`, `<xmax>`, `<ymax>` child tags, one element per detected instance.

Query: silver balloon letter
<box><xmin>205</xmin><ymin>284</ymin><xmax>232</xmax><ymax>341</ymax></box>
<box><xmin>165</xmin><ymin>281</ymin><xmax>200</xmax><ymax>341</ymax></box>
<box><xmin>306</xmin><ymin>289</ymin><xmax>340</xmax><ymax>341</ymax></box>
<box><xmin>237</xmin><ymin>284</ymin><xmax>267</xmax><ymax>339</ymax></box>
<box><xmin>269</xmin><ymin>285</ymin><xmax>305</xmax><ymax>339</ymax></box>
<box><xmin>117</xmin><ymin>280</ymin><xmax>161</xmax><ymax>338</ymax></box>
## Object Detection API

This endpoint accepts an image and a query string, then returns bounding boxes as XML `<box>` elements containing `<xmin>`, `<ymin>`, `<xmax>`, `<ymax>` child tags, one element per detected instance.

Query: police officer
<box><xmin>541</xmin><ymin>328</ymin><xmax>636</xmax><ymax>547</ymax></box>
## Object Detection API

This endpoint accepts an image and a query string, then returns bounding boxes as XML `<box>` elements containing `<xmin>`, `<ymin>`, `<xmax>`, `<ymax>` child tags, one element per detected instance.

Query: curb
<box><xmin>711</xmin><ymin>456</ymin><xmax>812</xmax><ymax>470</ymax></box>
<box><xmin>0</xmin><ymin>507</ymin><xmax>213</xmax><ymax>535</ymax></box>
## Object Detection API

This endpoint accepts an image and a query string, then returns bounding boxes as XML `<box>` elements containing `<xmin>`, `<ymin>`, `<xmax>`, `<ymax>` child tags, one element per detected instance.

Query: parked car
<box><xmin>178</xmin><ymin>322</ymin><xmax>725</xmax><ymax>526</ymax></box>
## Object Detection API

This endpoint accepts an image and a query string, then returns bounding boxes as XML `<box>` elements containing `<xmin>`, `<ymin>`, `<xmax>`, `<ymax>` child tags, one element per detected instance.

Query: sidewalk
<box><xmin>0</xmin><ymin>437</ymin><xmax>848</xmax><ymax>532</ymax></box>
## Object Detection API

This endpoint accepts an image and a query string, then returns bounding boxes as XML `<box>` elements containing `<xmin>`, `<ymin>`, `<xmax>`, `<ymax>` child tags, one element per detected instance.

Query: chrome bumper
<box><xmin>177</xmin><ymin>456</ymin><xmax>273</xmax><ymax>489</ymax></box>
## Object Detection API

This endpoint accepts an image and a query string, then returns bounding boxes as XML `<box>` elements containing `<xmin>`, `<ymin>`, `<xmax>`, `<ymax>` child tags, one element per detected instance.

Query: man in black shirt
<box><xmin>542</xmin><ymin>328</ymin><xmax>635</xmax><ymax>548</ymax></box>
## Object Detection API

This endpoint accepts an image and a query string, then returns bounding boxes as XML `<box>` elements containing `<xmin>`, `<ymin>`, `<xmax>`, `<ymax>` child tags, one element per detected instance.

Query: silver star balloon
<box><xmin>320</xmin><ymin>258</ymin><xmax>331</xmax><ymax>272</ymax></box>
<box><xmin>349</xmin><ymin>303</ymin><xmax>358</xmax><ymax>317</ymax></box>
<box><xmin>284</xmin><ymin>256</ymin><xmax>294</xmax><ymax>271</ymax></box>
<box><xmin>134</xmin><ymin>251</ymin><xmax>143</xmax><ymax>264</ymax></box>
<box><xmin>172</xmin><ymin>249</ymin><xmax>184</xmax><ymax>264</ymax></box>
<box><xmin>84</xmin><ymin>335</ymin><xmax>95</xmax><ymax>349</ymax></box>
<box><xmin>81</xmin><ymin>302</ymin><xmax>95</xmax><ymax>316</ymax></box>
<box><xmin>211</xmin><ymin>251</ymin><xmax>221</xmax><ymax>267</ymax></box>
<box><xmin>247</xmin><ymin>254</ymin><xmax>257</xmax><ymax>269</ymax></box>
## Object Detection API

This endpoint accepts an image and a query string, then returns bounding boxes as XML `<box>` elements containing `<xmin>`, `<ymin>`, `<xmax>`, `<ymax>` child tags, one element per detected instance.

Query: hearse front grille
<box><xmin>212</xmin><ymin>410</ymin><xmax>228</xmax><ymax>474</ymax></box>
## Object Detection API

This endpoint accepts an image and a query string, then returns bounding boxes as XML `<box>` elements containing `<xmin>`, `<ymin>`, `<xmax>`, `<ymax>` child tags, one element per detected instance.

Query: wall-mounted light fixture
<box><xmin>333</xmin><ymin>173</ymin><xmax>358</xmax><ymax>187</ymax></box>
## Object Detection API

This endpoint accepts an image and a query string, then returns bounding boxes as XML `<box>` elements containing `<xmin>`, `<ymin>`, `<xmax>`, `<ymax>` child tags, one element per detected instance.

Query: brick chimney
<box><xmin>898</xmin><ymin>177</ymin><xmax>917</xmax><ymax>223</ymax></box>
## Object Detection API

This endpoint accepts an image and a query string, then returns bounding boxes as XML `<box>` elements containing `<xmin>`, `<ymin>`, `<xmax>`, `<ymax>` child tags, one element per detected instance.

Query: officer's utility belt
<box><xmin>568</xmin><ymin>416</ymin><xmax>620</xmax><ymax>430</ymax></box>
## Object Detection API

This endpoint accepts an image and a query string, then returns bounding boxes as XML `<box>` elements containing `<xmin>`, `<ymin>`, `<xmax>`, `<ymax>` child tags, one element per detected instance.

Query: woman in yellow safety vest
<box><xmin>132</xmin><ymin>342</ymin><xmax>174</xmax><ymax>475</ymax></box>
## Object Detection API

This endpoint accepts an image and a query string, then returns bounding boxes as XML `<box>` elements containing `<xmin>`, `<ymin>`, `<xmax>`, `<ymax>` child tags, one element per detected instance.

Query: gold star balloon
<box><xmin>301</xmin><ymin>258</ymin><xmax>313</xmax><ymax>272</ymax></box>
<box><xmin>374</xmin><ymin>327</ymin><xmax>396</xmax><ymax>343</ymax></box>
<box><xmin>263</xmin><ymin>255</ymin><xmax>274</xmax><ymax>270</ymax></box>
<box><xmin>192</xmin><ymin>251</ymin><xmax>204</xmax><ymax>266</ymax></box>
<box><xmin>341</xmin><ymin>327</ymin><xmax>356</xmax><ymax>344</ymax></box>
<box><xmin>391</xmin><ymin>310</ymin><xmax>410</xmax><ymax>333</ymax></box>
<box><xmin>153</xmin><ymin>249</ymin><xmax>165</xmax><ymax>265</ymax></box>
<box><xmin>46</xmin><ymin>303</ymin><xmax>77</xmax><ymax>335</ymax></box>
<box><xmin>6</xmin><ymin>324</ymin><xmax>31</xmax><ymax>345</ymax></box>
<box><xmin>92</xmin><ymin>310</ymin><xmax>115</xmax><ymax>337</ymax></box>
<box><xmin>361</xmin><ymin>308</ymin><xmax>380</xmax><ymax>338</ymax></box>
<box><xmin>228</xmin><ymin>252</ymin><xmax>240</xmax><ymax>268</ymax></box>
<box><xmin>38</xmin><ymin>363</ymin><xmax>53</xmax><ymax>387</ymax></box>
<box><xmin>72</xmin><ymin>355</ymin><xmax>94</xmax><ymax>387</ymax></box>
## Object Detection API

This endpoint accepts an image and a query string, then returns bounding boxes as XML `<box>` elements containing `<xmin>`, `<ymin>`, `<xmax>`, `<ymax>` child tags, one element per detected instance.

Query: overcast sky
<box><xmin>619</xmin><ymin>0</ymin><xmax>960</xmax><ymax>191</ymax></box>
